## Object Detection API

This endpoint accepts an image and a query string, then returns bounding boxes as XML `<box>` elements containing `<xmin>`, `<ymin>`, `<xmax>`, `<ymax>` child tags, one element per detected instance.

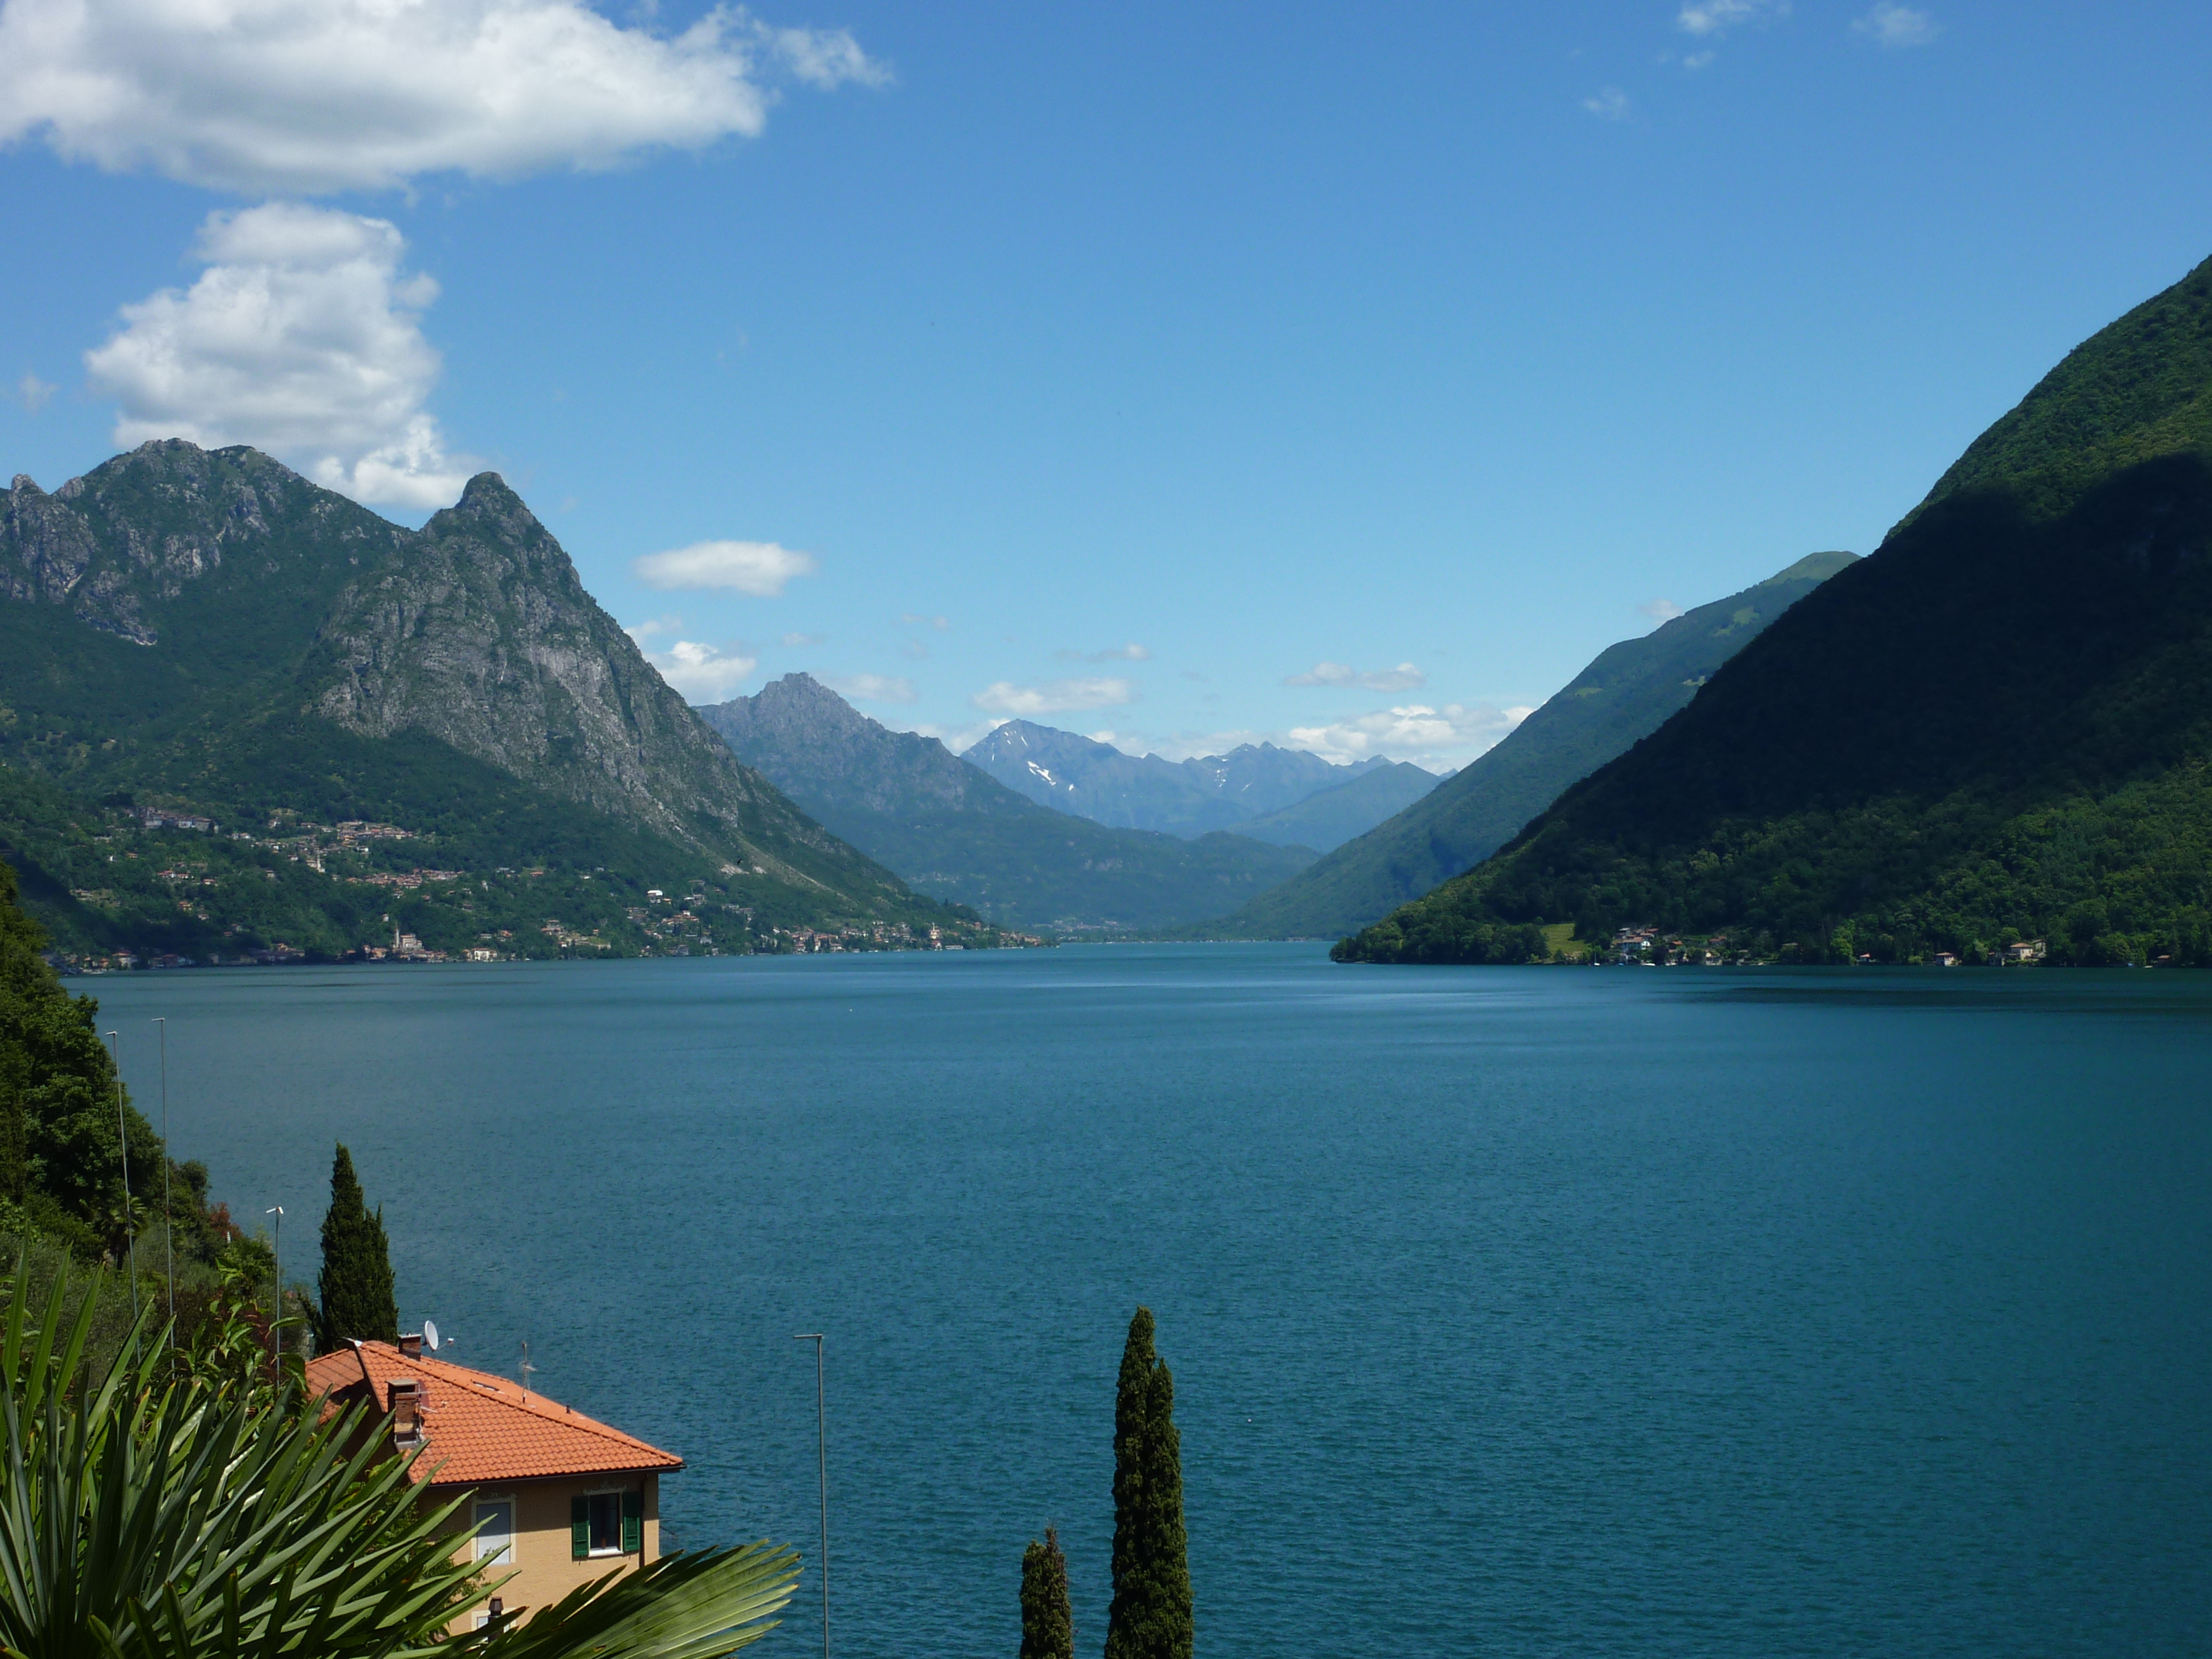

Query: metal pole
<box><xmin>106</xmin><ymin>1032</ymin><xmax>138</xmax><ymax>1322</ymax></box>
<box><xmin>793</xmin><ymin>1334</ymin><xmax>828</xmax><ymax>1659</ymax></box>
<box><xmin>155</xmin><ymin>1018</ymin><xmax>174</xmax><ymax>1332</ymax></box>
<box><xmin>265</xmin><ymin>1207</ymin><xmax>284</xmax><ymax>1362</ymax></box>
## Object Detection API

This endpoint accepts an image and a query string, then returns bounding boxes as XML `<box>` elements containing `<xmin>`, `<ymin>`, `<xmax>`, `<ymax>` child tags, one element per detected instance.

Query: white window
<box><xmin>475</xmin><ymin>1498</ymin><xmax>515</xmax><ymax>1567</ymax></box>
<box><xmin>586</xmin><ymin>1491</ymin><xmax>623</xmax><ymax>1556</ymax></box>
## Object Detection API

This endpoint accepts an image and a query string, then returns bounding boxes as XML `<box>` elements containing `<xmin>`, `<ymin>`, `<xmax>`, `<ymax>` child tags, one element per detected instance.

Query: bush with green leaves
<box><xmin>0</xmin><ymin>1259</ymin><xmax>800</xmax><ymax>1659</ymax></box>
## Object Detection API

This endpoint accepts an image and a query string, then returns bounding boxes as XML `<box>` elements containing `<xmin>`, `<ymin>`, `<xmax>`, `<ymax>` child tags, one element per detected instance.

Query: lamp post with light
<box><xmin>265</xmin><ymin>1206</ymin><xmax>284</xmax><ymax>1361</ymax></box>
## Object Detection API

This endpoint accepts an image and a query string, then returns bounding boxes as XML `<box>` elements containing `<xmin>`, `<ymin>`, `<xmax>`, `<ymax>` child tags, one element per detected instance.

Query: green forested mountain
<box><xmin>1205</xmin><ymin>552</ymin><xmax>1855</xmax><ymax>939</ymax></box>
<box><xmin>1339</xmin><ymin>253</ymin><xmax>2212</xmax><ymax>968</ymax></box>
<box><xmin>700</xmin><ymin>674</ymin><xmax>1319</xmax><ymax>930</ymax></box>
<box><xmin>0</xmin><ymin>442</ymin><xmax>994</xmax><ymax>959</ymax></box>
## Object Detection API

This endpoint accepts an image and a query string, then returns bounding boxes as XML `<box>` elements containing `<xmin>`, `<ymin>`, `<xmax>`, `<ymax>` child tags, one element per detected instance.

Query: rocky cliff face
<box><xmin>303</xmin><ymin>477</ymin><xmax>865</xmax><ymax>883</ymax></box>
<box><xmin>0</xmin><ymin>440</ymin><xmax>920</xmax><ymax>914</ymax></box>
<box><xmin>2</xmin><ymin>442</ymin><xmax>404</xmax><ymax>647</ymax></box>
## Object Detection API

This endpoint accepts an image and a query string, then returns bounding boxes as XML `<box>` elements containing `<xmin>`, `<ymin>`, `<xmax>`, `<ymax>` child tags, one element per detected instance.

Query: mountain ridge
<box><xmin>700</xmin><ymin>674</ymin><xmax>1320</xmax><ymax>930</ymax></box>
<box><xmin>964</xmin><ymin>720</ymin><xmax>1399</xmax><ymax>837</ymax></box>
<box><xmin>0</xmin><ymin>441</ymin><xmax>987</xmax><ymax>957</ymax></box>
<box><xmin>1197</xmin><ymin>549</ymin><xmax>1856</xmax><ymax>939</ymax></box>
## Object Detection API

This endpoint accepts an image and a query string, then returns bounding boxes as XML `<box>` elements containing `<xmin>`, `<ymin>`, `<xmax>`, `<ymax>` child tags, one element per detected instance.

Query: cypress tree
<box><xmin>315</xmin><ymin>1144</ymin><xmax>398</xmax><ymax>1349</ymax></box>
<box><xmin>1019</xmin><ymin>1527</ymin><xmax>1073</xmax><ymax>1659</ymax></box>
<box><xmin>1104</xmin><ymin>1306</ymin><xmax>1192</xmax><ymax>1659</ymax></box>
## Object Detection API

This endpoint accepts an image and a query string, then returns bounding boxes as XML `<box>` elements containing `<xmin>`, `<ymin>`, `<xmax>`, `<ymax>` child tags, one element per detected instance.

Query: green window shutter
<box><xmin>571</xmin><ymin>1495</ymin><xmax>590</xmax><ymax>1560</ymax></box>
<box><xmin>622</xmin><ymin>1489</ymin><xmax>643</xmax><ymax>1555</ymax></box>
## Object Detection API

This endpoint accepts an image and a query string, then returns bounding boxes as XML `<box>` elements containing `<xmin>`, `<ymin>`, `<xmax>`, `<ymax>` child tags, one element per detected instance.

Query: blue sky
<box><xmin>2</xmin><ymin>1</ymin><xmax>2208</xmax><ymax>768</ymax></box>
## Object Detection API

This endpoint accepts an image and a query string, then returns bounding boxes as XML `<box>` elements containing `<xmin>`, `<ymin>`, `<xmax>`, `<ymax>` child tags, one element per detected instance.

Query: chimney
<box><xmin>389</xmin><ymin>1378</ymin><xmax>421</xmax><ymax>1444</ymax></box>
<box><xmin>399</xmin><ymin>1332</ymin><xmax>423</xmax><ymax>1359</ymax></box>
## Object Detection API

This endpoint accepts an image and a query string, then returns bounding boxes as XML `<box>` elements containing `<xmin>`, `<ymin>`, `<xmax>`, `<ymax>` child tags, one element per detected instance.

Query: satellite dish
<box><xmin>423</xmin><ymin>1319</ymin><xmax>440</xmax><ymax>1352</ymax></box>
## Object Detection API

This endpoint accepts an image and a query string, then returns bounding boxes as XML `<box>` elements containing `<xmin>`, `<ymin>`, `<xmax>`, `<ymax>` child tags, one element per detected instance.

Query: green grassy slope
<box><xmin>1202</xmin><ymin>552</ymin><xmax>1854</xmax><ymax>939</ymax></box>
<box><xmin>1338</xmin><ymin>253</ymin><xmax>2212</xmax><ymax>968</ymax></box>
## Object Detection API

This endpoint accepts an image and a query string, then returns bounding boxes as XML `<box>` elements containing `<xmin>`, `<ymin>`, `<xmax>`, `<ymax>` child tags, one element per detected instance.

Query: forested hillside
<box><xmin>1338</xmin><ymin>255</ymin><xmax>2212</xmax><ymax>968</ymax></box>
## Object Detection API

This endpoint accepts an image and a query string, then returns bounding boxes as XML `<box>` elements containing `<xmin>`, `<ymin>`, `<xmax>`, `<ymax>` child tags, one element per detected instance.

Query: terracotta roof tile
<box><xmin>305</xmin><ymin>1341</ymin><xmax>682</xmax><ymax>1487</ymax></box>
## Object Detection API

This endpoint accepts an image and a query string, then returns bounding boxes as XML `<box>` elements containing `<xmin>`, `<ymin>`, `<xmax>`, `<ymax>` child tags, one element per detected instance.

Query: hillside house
<box><xmin>305</xmin><ymin>1336</ymin><xmax>682</xmax><ymax>1633</ymax></box>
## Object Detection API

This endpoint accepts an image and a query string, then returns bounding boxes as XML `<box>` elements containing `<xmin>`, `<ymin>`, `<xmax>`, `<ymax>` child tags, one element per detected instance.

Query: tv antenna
<box><xmin>518</xmin><ymin>1339</ymin><xmax>537</xmax><ymax>1395</ymax></box>
<box><xmin>423</xmin><ymin>1318</ymin><xmax>441</xmax><ymax>1352</ymax></box>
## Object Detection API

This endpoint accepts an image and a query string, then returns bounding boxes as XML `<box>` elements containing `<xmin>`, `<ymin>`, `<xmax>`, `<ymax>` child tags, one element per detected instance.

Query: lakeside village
<box><xmin>42</xmin><ymin>803</ymin><xmax>1042</xmax><ymax>972</ymax></box>
<box><xmin>1604</xmin><ymin>925</ymin><xmax>2056</xmax><ymax>968</ymax></box>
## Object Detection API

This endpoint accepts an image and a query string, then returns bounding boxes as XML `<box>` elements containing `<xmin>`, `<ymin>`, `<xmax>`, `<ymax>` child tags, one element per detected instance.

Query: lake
<box><xmin>90</xmin><ymin>946</ymin><xmax>2212</xmax><ymax>1657</ymax></box>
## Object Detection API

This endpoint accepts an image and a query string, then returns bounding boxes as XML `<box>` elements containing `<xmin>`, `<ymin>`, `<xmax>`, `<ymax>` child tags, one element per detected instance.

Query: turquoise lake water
<box><xmin>90</xmin><ymin>946</ymin><xmax>2212</xmax><ymax>1657</ymax></box>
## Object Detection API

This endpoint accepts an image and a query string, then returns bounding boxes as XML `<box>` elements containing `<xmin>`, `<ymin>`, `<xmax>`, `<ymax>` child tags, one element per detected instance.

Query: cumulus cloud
<box><xmin>625</xmin><ymin>620</ymin><xmax>757</xmax><ymax>702</ymax></box>
<box><xmin>1583</xmin><ymin>87</ymin><xmax>1632</xmax><ymax>121</ymax></box>
<box><xmin>822</xmin><ymin>672</ymin><xmax>916</xmax><ymax>705</ymax></box>
<box><xmin>971</xmin><ymin>677</ymin><xmax>1138</xmax><ymax>716</ymax></box>
<box><xmin>1055</xmin><ymin>642</ymin><xmax>1150</xmax><ymax>663</ymax></box>
<box><xmin>1677</xmin><ymin>0</ymin><xmax>1787</xmax><ymax>36</ymax></box>
<box><xmin>0</xmin><ymin>0</ymin><xmax>888</xmax><ymax>195</ymax></box>
<box><xmin>84</xmin><ymin>203</ymin><xmax>471</xmax><ymax>509</ymax></box>
<box><xmin>1853</xmin><ymin>4</ymin><xmax>1937</xmax><ymax>46</ymax></box>
<box><xmin>1284</xmin><ymin>661</ymin><xmax>1427</xmax><ymax>692</ymax></box>
<box><xmin>1639</xmin><ymin>598</ymin><xmax>1684</xmax><ymax>623</ymax></box>
<box><xmin>9</xmin><ymin>372</ymin><xmax>56</xmax><ymax>412</ymax></box>
<box><xmin>1287</xmin><ymin>702</ymin><xmax>1532</xmax><ymax>769</ymax></box>
<box><xmin>633</xmin><ymin>539</ymin><xmax>816</xmax><ymax>595</ymax></box>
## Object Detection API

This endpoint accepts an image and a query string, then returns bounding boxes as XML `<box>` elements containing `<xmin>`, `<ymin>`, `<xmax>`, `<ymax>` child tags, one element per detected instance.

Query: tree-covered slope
<box><xmin>1204</xmin><ymin>552</ymin><xmax>1854</xmax><ymax>939</ymax></box>
<box><xmin>1897</xmin><ymin>253</ymin><xmax>2212</xmax><ymax>531</ymax></box>
<box><xmin>1338</xmin><ymin>253</ymin><xmax>2212</xmax><ymax>968</ymax></box>
<box><xmin>700</xmin><ymin>675</ymin><xmax>1318</xmax><ymax>930</ymax></box>
<box><xmin>1</xmin><ymin>443</ymin><xmax>991</xmax><ymax>956</ymax></box>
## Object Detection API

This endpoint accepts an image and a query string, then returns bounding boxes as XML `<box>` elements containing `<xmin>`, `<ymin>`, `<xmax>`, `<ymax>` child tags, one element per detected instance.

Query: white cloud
<box><xmin>1677</xmin><ymin>0</ymin><xmax>1786</xmax><ymax>36</ymax></box>
<box><xmin>1639</xmin><ymin>598</ymin><xmax>1684</xmax><ymax>623</ymax></box>
<box><xmin>1853</xmin><ymin>4</ymin><xmax>1937</xmax><ymax>46</ymax></box>
<box><xmin>1284</xmin><ymin>661</ymin><xmax>1427</xmax><ymax>692</ymax></box>
<box><xmin>900</xmin><ymin>612</ymin><xmax>950</xmax><ymax>629</ymax></box>
<box><xmin>1583</xmin><ymin>87</ymin><xmax>1632</xmax><ymax>121</ymax></box>
<box><xmin>780</xmin><ymin>631</ymin><xmax>823</xmax><ymax>646</ymax></box>
<box><xmin>0</xmin><ymin>0</ymin><xmax>888</xmax><ymax>195</ymax></box>
<box><xmin>823</xmin><ymin>672</ymin><xmax>916</xmax><ymax>705</ymax></box>
<box><xmin>633</xmin><ymin>539</ymin><xmax>816</xmax><ymax>595</ymax></box>
<box><xmin>1287</xmin><ymin>702</ymin><xmax>1532</xmax><ymax>770</ymax></box>
<box><xmin>85</xmin><ymin>203</ymin><xmax>471</xmax><ymax>509</ymax></box>
<box><xmin>9</xmin><ymin>372</ymin><xmax>56</xmax><ymax>412</ymax></box>
<box><xmin>971</xmin><ymin>677</ymin><xmax>1138</xmax><ymax>716</ymax></box>
<box><xmin>1056</xmin><ymin>642</ymin><xmax>1151</xmax><ymax>662</ymax></box>
<box><xmin>625</xmin><ymin>621</ymin><xmax>757</xmax><ymax>702</ymax></box>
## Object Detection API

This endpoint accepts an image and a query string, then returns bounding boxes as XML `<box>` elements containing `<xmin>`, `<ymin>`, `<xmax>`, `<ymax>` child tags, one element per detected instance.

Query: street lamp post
<box><xmin>265</xmin><ymin>1206</ymin><xmax>284</xmax><ymax>1362</ymax></box>
<box><xmin>793</xmin><ymin>1333</ymin><xmax>828</xmax><ymax>1659</ymax></box>
<box><xmin>154</xmin><ymin>1017</ymin><xmax>175</xmax><ymax>1330</ymax></box>
<box><xmin>104</xmin><ymin>1031</ymin><xmax>138</xmax><ymax>1322</ymax></box>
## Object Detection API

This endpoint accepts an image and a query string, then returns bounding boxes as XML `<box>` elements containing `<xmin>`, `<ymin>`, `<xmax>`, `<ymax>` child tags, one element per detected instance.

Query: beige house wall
<box><xmin>434</xmin><ymin>1471</ymin><xmax>662</xmax><ymax>1634</ymax></box>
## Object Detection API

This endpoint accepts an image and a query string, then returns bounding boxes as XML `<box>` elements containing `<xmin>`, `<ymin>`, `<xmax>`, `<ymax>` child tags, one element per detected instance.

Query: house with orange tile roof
<box><xmin>305</xmin><ymin>1333</ymin><xmax>682</xmax><ymax>1633</ymax></box>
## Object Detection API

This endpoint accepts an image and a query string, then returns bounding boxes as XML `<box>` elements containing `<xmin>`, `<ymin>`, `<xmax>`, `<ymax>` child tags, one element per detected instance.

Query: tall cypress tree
<box><xmin>1019</xmin><ymin>1527</ymin><xmax>1073</xmax><ymax>1659</ymax></box>
<box><xmin>1104</xmin><ymin>1306</ymin><xmax>1192</xmax><ymax>1659</ymax></box>
<box><xmin>316</xmin><ymin>1143</ymin><xmax>398</xmax><ymax>1350</ymax></box>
